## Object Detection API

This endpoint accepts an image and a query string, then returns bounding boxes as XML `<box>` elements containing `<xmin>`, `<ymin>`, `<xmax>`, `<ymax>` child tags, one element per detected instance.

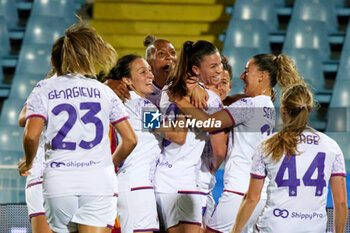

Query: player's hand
<box><xmin>105</xmin><ymin>79</ymin><xmax>130</xmax><ymax>102</ymax></box>
<box><xmin>190</xmin><ymin>85</ymin><xmax>209</xmax><ymax>110</ymax></box>
<box><xmin>203</xmin><ymin>84</ymin><xmax>221</xmax><ymax>97</ymax></box>
<box><xmin>18</xmin><ymin>158</ymin><xmax>32</xmax><ymax>177</ymax></box>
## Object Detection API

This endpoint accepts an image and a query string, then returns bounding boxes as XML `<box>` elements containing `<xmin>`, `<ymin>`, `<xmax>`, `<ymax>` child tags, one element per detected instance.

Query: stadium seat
<box><xmin>223</xmin><ymin>19</ymin><xmax>271</xmax><ymax>54</ymax></box>
<box><xmin>283</xmin><ymin>48</ymin><xmax>324</xmax><ymax>90</ymax></box>
<box><xmin>0</xmin><ymin>125</ymin><xmax>24</xmax><ymax>152</ymax></box>
<box><xmin>232</xmin><ymin>0</ymin><xmax>278</xmax><ymax>32</ymax></box>
<box><xmin>9</xmin><ymin>74</ymin><xmax>42</xmax><ymax>100</ymax></box>
<box><xmin>291</xmin><ymin>0</ymin><xmax>338</xmax><ymax>33</ymax></box>
<box><xmin>0</xmin><ymin>98</ymin><xmax>26</xmax><ymax>126</ymax></box>
<box><xmin>341</xmin><ymin>22</ymin><xmax>350</xmax><ymax>52</ymax></box>
<box><xmin>0</xmin><ymin>0</ymin><xmax>18</xmax><ymax>29</ymax></box>
<box><xmin>15</xmin><ymin>44</ymin><xmax>52</xmax><ymax>75</ymax></box>
<box><xmin>332</xmin><ymin>0</ymin><xmax>345</xmax><ymax>8</ymax></box>
<box><xmin>223</xmin><ymin>47</ymin><xmax>260</xmax><ymax>79</ymax></box>
<box><xmin>326</xmin><ymin>79</ymin><xmax>350</xmax><ymax>132</ymax></box>
<box><xmin>274</xmin><ymin>0</ymin><xmax>285</xmax><ymax>7</ymax></box>
<box><xmin>336</xmin><ymin>50</ymin><xmax>350</xmax><ymax>80</ymax></box>
<box><xmin>30</xmin><ymin>0</ymin><xmax>77</xmax><ymax>27</ymax></box>
<box><xmin>0</xmin><ymin>16</ymin><xmax>11</xmax><ymax>57</ymax></box>
<box><xmin>283</xmin><ymin>20</ymin><xmax>330</xmax><ymax>61</ymax></box>
<box><xmin>23</xmin><ymin>16</ymin><xmax>66</xmax><ymax>45</ymax></box>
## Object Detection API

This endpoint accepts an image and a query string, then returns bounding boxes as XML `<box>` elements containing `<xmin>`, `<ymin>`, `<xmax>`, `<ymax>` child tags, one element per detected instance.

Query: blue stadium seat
<box><xmin>332</xmin><ymin>0</ymin><xmax>345</xmax><ymax>8</ymax></box>
<box><xmin>336</xmin><ymin>50</ymin><xmax>350</xmax><ymax>80</ymax></box>
<box><xmin>222</xmin><ymin>47</ymin><xmax>260</xmax><ymax>79</ymax></box>
<box><xmin>23</xmin><ymin>16</ymin><xmax>66</xmax><ymax>45</ymax></box>
<box><xmin>274</xmin><ymin>0</ymin><xmax>285</xmax><ymax>7</ymax></box>
<box><xmin>291</xmin><ymin>0</ymin><xmax>338</xmax><ymax>33</ymax></box>
<box><xmin>15</xmin><ymin>44</ymin><xmax>52</xmax><ymax>75</ymax></box>
<box><xmin>283</xmin><ymin>48</ymin><xmax>324</xmax><ymax>90</ymax></box>
<box><xmin>341</xmin><ymin>23</ymin><xmax>350</xmax><ymax>52</ymax></box>
<box><xmin>31</xmin><ymin>0</ymin><xmax>77</xmax><ymax>26</ymax></box>
<box><xmin>326</xmin><ymin>79</ymin><xmax>350</xmax><ymax>132</ymax></box>
<box><xmin>9</xmin><ymin>74</ymin><xmax>42</xmax><ymax>100</ymax></box>
<box><xmin>0</xmin><ymin>98</ymin><xmax>26</xmax><ymax>126</ymax></box>
<box><xmin>0</xmin><ymin>125</ymin><xmax>24</xmax><ymax>152</ymax></box>
<box><xmin>326</xmin><ymin>132</ymin><xmax>350</xmax><ymax>171</ymax></box>
<box><xmin>232</xmin><ymin>0</ymin><xmax>278</xmax><ymax>32</ymax></box>
<box><xmin>0</xmin><ymin>0</ymin><xmax>18</xmax><ymax>29</ymax></box>
<box><xmin>0</xmin><ymin>16</ymin><xmax>10</xmax><ymax>57</ymax></box>
<box><xmin>223</xmin><ymin>19</ymin><xmax>271</xmax><ymax>54</ymax></box>
<box><xmin>283</xmin><ymin>20</ymin><xmax>330</xmax><ymax>61</ymax></box>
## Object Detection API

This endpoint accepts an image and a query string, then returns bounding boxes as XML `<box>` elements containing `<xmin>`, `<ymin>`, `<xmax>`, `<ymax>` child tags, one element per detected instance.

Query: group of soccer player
<box><xmin>17</xmin><ymin>21</ymin><xmax>347</xmax><ymax>233</ymax></box>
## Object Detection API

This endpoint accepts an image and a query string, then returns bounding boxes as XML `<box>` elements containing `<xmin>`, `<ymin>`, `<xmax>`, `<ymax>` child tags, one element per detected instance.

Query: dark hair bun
<box><xmin>143</xmin><ymin>35</ymin><xmax>157</xmax><ymax>47</ymax></box>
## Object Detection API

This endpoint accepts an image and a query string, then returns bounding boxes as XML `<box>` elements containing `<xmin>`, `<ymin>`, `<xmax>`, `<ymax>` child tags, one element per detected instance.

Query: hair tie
<box><xmin>299</xmin><ymin>104</ymin><xmax>306</xmax><ymax>110</ymax></box>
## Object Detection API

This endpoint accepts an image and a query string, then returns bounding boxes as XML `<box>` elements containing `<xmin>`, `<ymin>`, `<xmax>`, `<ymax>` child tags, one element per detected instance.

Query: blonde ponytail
<box><xmin>53</xmin><ymin>22</ymin><xmax>117</xmax><ymax>77</ymax></box>
<box><xmin>275</xmin><ymin>54</ymin><xmax>305</xmax><ymax>91</ymax></box>
<box><xmin>262</xmin><ymin>84</ymin><xmax>314</xmax><ymax>161</ymax></box>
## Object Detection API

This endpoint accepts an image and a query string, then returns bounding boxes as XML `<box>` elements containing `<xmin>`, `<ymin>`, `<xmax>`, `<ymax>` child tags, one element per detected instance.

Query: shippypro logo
<box><xmin>143</xmin><ymin>110</ymin><xmax>162</xmax><ymax>129</ymax></box>
<box><xmin>273</xmin><ymin>208</ymin><xmax>289</xmax><ymax>218</ymax></box>
<box><xmin>50</xmin><ymin>162</ymin><xmax>65</xmax><ymax>168</ymax></box>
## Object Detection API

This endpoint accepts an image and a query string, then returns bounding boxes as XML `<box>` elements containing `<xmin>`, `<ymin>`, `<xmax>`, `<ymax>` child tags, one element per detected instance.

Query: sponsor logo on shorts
<box><xmin>50</xmin><ymin>160</ymin><xmax>100</xmax><ymax>168</ymax></box>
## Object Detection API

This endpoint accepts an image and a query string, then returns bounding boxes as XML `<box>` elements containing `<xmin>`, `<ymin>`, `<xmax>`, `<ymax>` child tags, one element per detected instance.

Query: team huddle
<box><xmin>17</xmin><ymin>22</ymin><xmax>347</xmax><ymax>233</ymax></box>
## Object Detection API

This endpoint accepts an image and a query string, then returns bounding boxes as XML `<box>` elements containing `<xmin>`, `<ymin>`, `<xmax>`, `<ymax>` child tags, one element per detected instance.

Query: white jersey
<box><xmin>26</xmin><ymin>74</ymin><xmax>129</xmax><ymax>198</ymax></box>
<box><xmin>117</xmin><ymin>91</ymin><xmax>162</xmax><ymax>191</ymax></box>
<box><xmin>223</xmin><ymin>95</ymin><xmax>275</xmax><ymax>198</ymax></box>
<box><xmin>146</xmin><ymin>83</ymin><xmax>162</xmax><ymax>108</ymax></box>
<box><xmin>251</xmin><ymin>128</ymin><xmax>346</xmax><ymax>233</ymax></box>
<box><xmin>155</xmin><ymin>88</ymin><xmax>222</xmax><ymax>193</ymax></box>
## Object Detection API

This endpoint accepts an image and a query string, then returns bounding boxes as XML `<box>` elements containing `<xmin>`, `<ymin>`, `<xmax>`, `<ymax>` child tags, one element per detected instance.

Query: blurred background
<box><xmin>0</xmin><ymin>0</ymin><xmax>349</xmax><ymax>231</ymax></box>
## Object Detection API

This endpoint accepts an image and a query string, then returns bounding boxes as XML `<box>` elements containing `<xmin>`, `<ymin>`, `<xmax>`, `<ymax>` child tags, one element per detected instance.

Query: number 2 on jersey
<box><xmin>52</xmin><ymin>102</ymin><xmax>103</xmax><ymax>150</ymax></box>
<box><xmin>275</xmin><ymin>152</ymin><xmax>326</xmax><ymax>196</ymax></box>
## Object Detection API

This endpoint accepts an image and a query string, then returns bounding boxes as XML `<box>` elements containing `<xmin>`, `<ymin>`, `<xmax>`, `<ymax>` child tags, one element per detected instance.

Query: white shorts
<box><xmin>207</xmin><ymin>191</ymin><xmax>266</xmax><ymax>233</ymax></box>
<box><xmin>202</xmin><ymin>193</ymin><xmax>216</xmax><ymax>228</ymax></box>
<box><xmin>26</xmin><ymin>181</ymin><xmax>46</xmax><ymax>219</ymax></box>
<box><xmin>156</xmin><ymin>192</ymin><xmax>203</xmax><ymax>230</ymax></box>
<box><xmin>117</xmin><ymin>188</ymin><xmax>159</xmax><ymax>233</ymax></box>
<box><xmin>44</xmin><ymin>195</ymin><xmax>117</xmax><ymax>233</ymax></box>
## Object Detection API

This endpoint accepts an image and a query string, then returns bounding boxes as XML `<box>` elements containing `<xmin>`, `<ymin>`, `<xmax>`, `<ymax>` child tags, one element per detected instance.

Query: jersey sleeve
<box><xmin>110</xmin><ymin>94</ymin><xmax>130</xmax><ymax>125</ymax></box>
<box><xmin>26</xmin><ymin>80</ymin><xmax>48</xmax><ymax>122</ymax></box>
<box><xmin>250</xmin><ymin>146</ymin><xmax>267</xmax><ymax>179</ymax></box>
<box><xmin>331</xmin><ymin>144</ymin><xmax>347</xmax><ymax>177</ymax></box>
<box><xmin>224</xmin><ymin>98</ymin><xmax>255</xmax><ymax>126</ymax></box>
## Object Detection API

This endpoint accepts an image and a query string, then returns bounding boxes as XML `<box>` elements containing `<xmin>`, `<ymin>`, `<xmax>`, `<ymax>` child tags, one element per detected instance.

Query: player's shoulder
<box><xmin>228</xmin><ymin>96</ymin><xmax>254</xmax><ymax>108</ymax></box>
<box><xmin>312</xmin><ymin>130</ymin><xmax>340</xmax><ymax>149</ymax></box>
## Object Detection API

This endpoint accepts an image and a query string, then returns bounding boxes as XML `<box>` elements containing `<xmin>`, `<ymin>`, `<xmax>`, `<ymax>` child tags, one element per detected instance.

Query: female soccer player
<box><xmin>106</xmin><ymin>35</ymin><xmax>177</xmax><ymax>107</ymax></box>
<box><xmin>155</xmin><ymin>40</ymin><xmax>227</xmax><ymax>233</ymax></box>
<box><xmin>173</xmin><ymin>54</ymin><xmax>304</xmax><ymax>233</ymax></box>
<box><xmin>200</xmin><ymin>55</ymin><xmax>234</xmax><ymax>231</ymax></box>
<box><xmin>106</xmin><ymin>54</ymin><xmax>186</xmax><ymax>233</ymax></box>
<box><xmin>231</xmin><ymin>84</ymin><xmax>348</xmax><ymax>233</ymax></box>
<box><xmin>18</xmin><ymin>23</ymin><xmax>137</xmax><ymax>233</ymax></box>
<box><xmin>18</xmin><ymin>105</ymin><xmax>52</xmax><ymax>233</ymax></box>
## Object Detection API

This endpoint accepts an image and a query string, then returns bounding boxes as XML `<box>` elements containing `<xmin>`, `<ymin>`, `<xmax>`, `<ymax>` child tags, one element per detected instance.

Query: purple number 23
<box><xmin>275</xmin><ymin>152</ymin><xmax>326</xmax><ymax>197</ymax></box>
<box><xmin>51</xmin><ymin>102</ymin><xmax>103</xmax><ymax>150</ymax></box>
